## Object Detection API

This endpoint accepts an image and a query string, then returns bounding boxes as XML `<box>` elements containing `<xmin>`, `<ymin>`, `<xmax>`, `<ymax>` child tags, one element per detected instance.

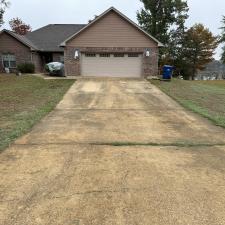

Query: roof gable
<box><xmin>0</xmin><ymin>29</ymin><xmax>38</xmax><ymax>50</ymax></box>
<box><xmin>61</xmin><ymin>7</ymin><xmax>163</xmax><ymax>47</ymax></box>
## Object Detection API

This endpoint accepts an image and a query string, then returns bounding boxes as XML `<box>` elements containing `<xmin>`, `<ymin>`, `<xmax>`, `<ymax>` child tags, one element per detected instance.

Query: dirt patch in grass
<box><xmin>0</xmin><ymin>74</ymin><xmax>74</xmax><ymax>151</ymax></box>
<box><xmin>151</xmin><ymin>79</ymin><xmax>225</xmax><ymax>128</ymax></box>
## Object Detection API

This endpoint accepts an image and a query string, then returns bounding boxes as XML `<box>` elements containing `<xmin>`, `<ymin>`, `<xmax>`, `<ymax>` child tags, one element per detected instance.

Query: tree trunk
<box><xmin>191</xmin><ymin>70</ymin><xmax>196</xmax><ymax>80</ymax></box>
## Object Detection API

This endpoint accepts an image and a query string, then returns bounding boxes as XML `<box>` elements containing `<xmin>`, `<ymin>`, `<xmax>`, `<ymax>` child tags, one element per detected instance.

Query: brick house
<box><xmin>0</xmin><ymin>7</ymin><xmax>163</xmax><ymax>78</ymax></box>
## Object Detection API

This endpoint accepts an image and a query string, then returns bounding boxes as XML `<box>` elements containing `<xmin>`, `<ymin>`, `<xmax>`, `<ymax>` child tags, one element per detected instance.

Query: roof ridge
<box><xmin>27</xmin><ymin>24</ymin><xmax>86</xmax><ymax>35</ymax></box>
<box><xmin>50</xmin><ymin>24</ymin><xmax>86</xmax><ymax>25</ymax></box>
<box><xmin>29</xmin><ymin>24</ymin><xmax>52</xmax><ymax>33</ymax></box>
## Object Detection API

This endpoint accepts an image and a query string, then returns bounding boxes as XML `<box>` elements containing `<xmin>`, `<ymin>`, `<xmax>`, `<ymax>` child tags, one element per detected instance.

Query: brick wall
<box><xmin>53</xmin><ymin>52</ymin><xmax>64</xmax><ymax>62</ymax></box>
<box><xmin>64</xmin><ymin>47</ymin><xmax>80</xmax><ymax>76</ymax></box>
<box><xmin>142</xmin><ymin>48</ymin><xmax>159</xmax><ymax>77</ymax></box>
<box><xmin>0</xmin><ymin>32</ymin><xmax>32</xmax><ymax>73</ymax></box>
<box><xmin>64</xmin><ymin>46</ymin><xmax>158</xmax><ymax>77</ymax></box>
<box><xmin>31</xmin><ymin>52</ymin><xmax>43</xmax><ymax>73</ymax></box>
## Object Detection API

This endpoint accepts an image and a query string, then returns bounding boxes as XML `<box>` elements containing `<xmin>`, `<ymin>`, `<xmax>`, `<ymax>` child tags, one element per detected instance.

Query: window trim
<box><xmin>99</xmin><ymin>53</ymin><xmax>110</xmax><ymax>58</ymax></box>
<box><xmin>2</xmin><ymin>54</ymin><xmax>16</xmax><ymax>68</ymax></box>
<box><xmin>114</xmin><ymin>53</ymin><xmax>125</xmax><ymax>57</ymax></box>
<box><xmin>128</xmin><ymin>53</ymin><xmax>139</xmax><ymax>58</ymax></box>
<box><xmin>85</xmin><ymin>53</ymin><xmax>96</xmax><ymax>57</ymax></box>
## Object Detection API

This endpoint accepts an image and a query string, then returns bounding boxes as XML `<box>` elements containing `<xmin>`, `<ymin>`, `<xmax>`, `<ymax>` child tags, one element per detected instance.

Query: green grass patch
<box><xmin>0</xmin><ymin>74</ymin><xmax>74</xmax><ymax>151</ymax></box>
<box><xmin>151</xmin><ymin>79</ymin><xmax>225</xmax><ymax>128</ymax></box>
<box><xmin>92</xmin><ymin>141</ymin><xmax>225</xmax><ymax>147</ymax></box>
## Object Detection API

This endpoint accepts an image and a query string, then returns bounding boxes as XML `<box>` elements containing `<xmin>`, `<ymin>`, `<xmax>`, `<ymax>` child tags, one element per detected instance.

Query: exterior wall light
<box><xmin>74</xmin><ymin>49</ymin><xmax>80</xmax><ymax>59</ymax></box>
<box><xmin>145</xmin><ymin>49</ymin><xmax>151</xmax><ymax>57</ymax></box>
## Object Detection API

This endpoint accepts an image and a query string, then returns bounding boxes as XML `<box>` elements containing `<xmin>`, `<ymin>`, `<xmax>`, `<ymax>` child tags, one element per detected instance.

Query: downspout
<box><xmin>30</xmin><ymin>51</ymin><xmax>33</xmax><ymax>63</ymax></box>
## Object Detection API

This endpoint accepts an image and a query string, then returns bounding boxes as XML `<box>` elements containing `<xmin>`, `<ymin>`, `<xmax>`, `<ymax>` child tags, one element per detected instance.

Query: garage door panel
<box><xmin>81</xmin><ymin>54</ymin><xmax>142</xmax><ymax>77</ymax></box>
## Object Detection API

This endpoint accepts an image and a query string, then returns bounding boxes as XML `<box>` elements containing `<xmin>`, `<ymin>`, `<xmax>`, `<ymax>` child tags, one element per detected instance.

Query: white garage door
<box><xmin>81</xmin><ymin>53</ymin><xmax>142</xmax><ymax>77</ymax></box>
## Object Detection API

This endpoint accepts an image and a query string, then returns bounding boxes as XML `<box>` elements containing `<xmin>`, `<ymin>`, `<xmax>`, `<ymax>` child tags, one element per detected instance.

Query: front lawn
<box><xmin>151</xmin><ymin>79</ymin><xmax>225</xmax><ymax>128</ymax></box>
<box><xmin>0</xmin><ymin>74</ymin><xmax>74</xmax><ymax>151</ymax></box>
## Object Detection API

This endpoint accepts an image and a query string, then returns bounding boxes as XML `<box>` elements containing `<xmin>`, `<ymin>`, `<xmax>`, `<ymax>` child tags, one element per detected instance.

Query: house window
<box><xmin>85</xmin><ymin>53</ymin><xmax>96</xmax><ymax>57</ymax></box>
<box><xmin>128</xmin><ymin>53</ymin><xmax>139</xmax><ymax>57</ymax></box>
<box><xmin>114</xmin><ymin>53</ymin><xmax>124</xmax><ymax>57</ymax></box>
<box><xmin>99</xmin><ymin>53</ymin><xmax>110</xmax><ymax>57</ymax></box>
<box><xmin>2</xmin><ymin>54</ymin><xmax>16</xmax><ymax>68</ymax></box>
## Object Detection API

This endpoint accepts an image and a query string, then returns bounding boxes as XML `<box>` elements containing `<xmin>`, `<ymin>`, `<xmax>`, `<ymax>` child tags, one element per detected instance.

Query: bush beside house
<box><xmin>17</xmin><ymin>63</ymin><xmax>35</xmax><ymax>73</ymax></box>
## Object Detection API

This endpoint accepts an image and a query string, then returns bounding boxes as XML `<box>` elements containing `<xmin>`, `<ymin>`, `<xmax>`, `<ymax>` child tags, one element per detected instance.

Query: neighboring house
<box><xmin>196</xmin><ymin>60</ymin><xmax>225</xmax><ymax>80</ymax></box>
<box><xmin>0</xmin><ymin>7</ymin><xmax>163</xmax><ymax>77</ymax></box>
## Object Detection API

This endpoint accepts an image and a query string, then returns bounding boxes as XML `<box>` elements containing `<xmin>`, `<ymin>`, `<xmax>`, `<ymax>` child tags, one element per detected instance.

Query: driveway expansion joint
<box><xmin>13</xmin><ymin>142</ymin><xmax>225</xmax><ymax>148</ymax></box>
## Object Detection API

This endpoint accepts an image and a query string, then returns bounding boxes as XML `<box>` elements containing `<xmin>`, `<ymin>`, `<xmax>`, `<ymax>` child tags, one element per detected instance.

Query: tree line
<box><xmin>1</xmin><ymin>0</ymin><xmax>225</xmax><ymax>80</ymax></box>
<box><xmin>137</xmin><ymin>0</ymin><xmax>225</xmax><ymax>80</ymax></box>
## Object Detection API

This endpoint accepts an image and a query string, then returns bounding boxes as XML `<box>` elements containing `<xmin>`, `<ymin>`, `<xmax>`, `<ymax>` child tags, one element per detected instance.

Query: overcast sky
<box><xmin>2</xmin><ymin>0</ymin><xmax>225</xmax><ymax>59</ymax></box>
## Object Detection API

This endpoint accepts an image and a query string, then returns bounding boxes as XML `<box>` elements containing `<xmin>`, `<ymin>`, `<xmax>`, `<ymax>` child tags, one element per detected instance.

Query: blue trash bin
<box><xmin>162</xmin><ymin>65</ymin><xmax>174</xmax><ymax>80</ymax></box>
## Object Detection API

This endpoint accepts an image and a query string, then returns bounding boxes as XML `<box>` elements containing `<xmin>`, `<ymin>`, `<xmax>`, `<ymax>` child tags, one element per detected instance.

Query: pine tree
<box><xmin>137</xmin><ymin>0</ymin><xmax>189</xmax><ymax>44</ymax></box>
<box><xmin>219</xmin><ymin>16</ymin><xmax>225</xmax><ymax>63</ymax></box>
<box><xmin>137</xmin><ymin>0</ymin><xmax>189</xmax><ymax>68</ymax></box>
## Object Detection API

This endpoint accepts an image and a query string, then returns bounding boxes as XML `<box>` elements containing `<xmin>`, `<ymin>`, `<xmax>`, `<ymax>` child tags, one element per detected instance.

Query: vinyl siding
<box><xmin>67</xmin><ymin>11</ymin><xmax>157</xmax><ymax>48</ymax></box>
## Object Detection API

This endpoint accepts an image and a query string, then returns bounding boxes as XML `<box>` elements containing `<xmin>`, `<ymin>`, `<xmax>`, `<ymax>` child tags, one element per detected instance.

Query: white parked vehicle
<box><xmin>45</xmin><ymin>62</ymin><xmax>65</xmax><ymax>77</ymax></box>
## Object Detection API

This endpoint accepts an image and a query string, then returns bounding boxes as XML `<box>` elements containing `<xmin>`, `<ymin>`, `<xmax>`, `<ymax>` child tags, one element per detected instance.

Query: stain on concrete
<box><xmin>1</xmin><ymin>79</ymin><xmax>225</xmax><ymax>225</ymax></box>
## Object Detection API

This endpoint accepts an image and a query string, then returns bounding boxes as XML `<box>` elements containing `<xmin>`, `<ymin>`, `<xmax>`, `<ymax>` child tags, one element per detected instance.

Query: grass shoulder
<box><xmin>0</xmin><ymin>74</ymin><xmax>74</xmax><ymax>151</ymax></box>
<box><xmin>151</xmin><ymin>79</ymin><xmax>225</xmax><ymax>129</ymax></box>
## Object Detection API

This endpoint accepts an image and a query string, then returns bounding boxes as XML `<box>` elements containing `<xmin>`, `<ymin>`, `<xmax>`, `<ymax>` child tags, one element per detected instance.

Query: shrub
<box><xmin>17</xmin><ymin>63</ymin><xmax>35</xmax><ymax>73</ymax></box>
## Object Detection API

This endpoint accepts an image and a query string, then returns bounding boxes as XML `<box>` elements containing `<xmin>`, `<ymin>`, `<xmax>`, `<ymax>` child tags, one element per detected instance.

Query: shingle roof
<box><xmin>2</xmin><ymin>8</ymin><xmax>163</xmax><ymax>51</ymax></box>
<box><xmin>25</xmin><ymin>24</ymin><xmax>86</xmax><ymax>52</ymax></box>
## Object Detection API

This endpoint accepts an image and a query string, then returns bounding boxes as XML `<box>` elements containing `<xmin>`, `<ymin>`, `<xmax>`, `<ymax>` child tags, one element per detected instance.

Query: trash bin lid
<box><xmin>163</xmin><ymin>65</ymin><xmax>174</xmax><ymax>69</ymax></box>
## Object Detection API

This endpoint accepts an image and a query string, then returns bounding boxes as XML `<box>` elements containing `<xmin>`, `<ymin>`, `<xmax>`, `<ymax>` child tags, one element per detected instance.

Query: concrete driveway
<box><xmin>1</xmin><ymin>79</ymin><xmax>225</xmax><ymax>225</ymax></box>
